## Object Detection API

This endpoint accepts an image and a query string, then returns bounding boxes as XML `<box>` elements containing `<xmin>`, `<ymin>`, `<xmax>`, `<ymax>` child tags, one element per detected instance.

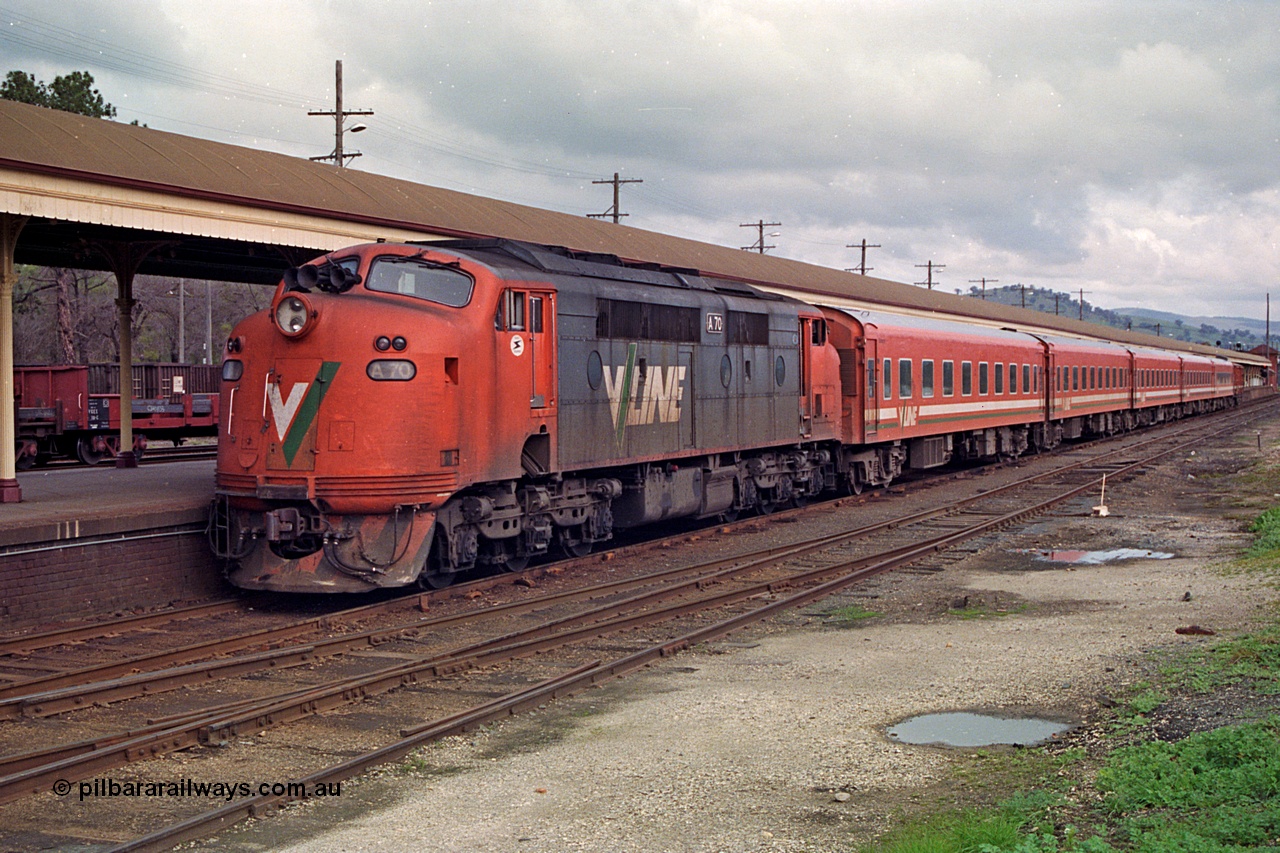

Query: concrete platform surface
<box><xmin>0</xmin><ymin>460</ymin><xmax>215</xmax><ymax>546</ymax></box>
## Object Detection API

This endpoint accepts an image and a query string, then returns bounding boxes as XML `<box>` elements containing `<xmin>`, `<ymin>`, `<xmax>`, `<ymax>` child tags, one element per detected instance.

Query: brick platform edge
<box><xmin>0</xmin><ymin>506</ymin><xmax>232</xmax><ymax>630</ymax></box>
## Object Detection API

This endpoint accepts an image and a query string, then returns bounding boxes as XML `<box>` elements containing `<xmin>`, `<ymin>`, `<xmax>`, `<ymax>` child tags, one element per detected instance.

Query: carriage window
<box><xmin>921</xmin><ymin>360</ymin><xmax>934</xmax><ymax>398</ymax></box>
<box><xmin>994</xmin><ymin>363</ymin><xmax>1004</xmax><ymax>395</ymax></box>
<box><xmin>1072</xmin><ymin>366</ymin><xmax>1079</xmax><ymax>391</ymax></box>
<box><xmin>366</xmin><ymin>256</ymin><xmax>475</xmax><ymax>307</ymax></box>
<box><xmin>883</xmin><ymin>359</ymin><xmax>892</xmax><ymax>400</ymax></box>
<box><xmin>979</xmin><ymin>362</ymin><xmax>989</xmax><ymax>395</ymax></box>
<box><xmin>1023</xmin><ymin>364</ymin><xmax>1031</xmax><ymax>393</ymax></box>
<box><xmin>942</xmin><ymin>361</ymin><xmax>954</xmax><ymax>396</ymax></box>
<box><xmin>961</xmin><ymin>361</ymin><xmax>972</xmax><ymax>396</ymax></box>
<box><xmin>1009</xmin><ymin>363</ymin><xmax>1018</xmax><ymax>395</ymax></box>
<box><xmin>898</xmin><ymin>359</ymin><xmax>913</xmax><ymax>399</ymax></box>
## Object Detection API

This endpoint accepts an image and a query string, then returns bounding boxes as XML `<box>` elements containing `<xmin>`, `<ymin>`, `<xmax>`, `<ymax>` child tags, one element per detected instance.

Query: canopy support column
<box><xmin>91</xmin><ymin>240</ymin><xmax>172</xmax><ymax>468</ymax></box>
<box><xmin>0</xmin><ymin>214</ymin><xmax>28</xmax><ymax>502</ymax></box>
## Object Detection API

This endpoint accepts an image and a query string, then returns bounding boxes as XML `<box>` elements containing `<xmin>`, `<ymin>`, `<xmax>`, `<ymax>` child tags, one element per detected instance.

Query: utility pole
<box><xmin>1020</xmin><ymin>283</ymin><xmax>1027</xmax><ymax>308</ymax></box>
<box><xmin>588</xmin><ymin>173</ymin><xmax>643</xmax><ymax>223</ymax></box>
<box><xmin>205</xmin><ymin>281</ymin><xmax>213</xmax><ymax>365</ymax></box>
<box><xmin>309</xmin><ymin>60</ymin><xmax>373</xmax><ymax>167</ymax></box>
<box><xmin>175</xmin><ymin>280</ymin><xmax>184</xmax><ymax>361</ymax></box>
<box><xmin>915</xmin><ymin>260</ymin><xmax>945</xmax><ymax>290</ymax></box>
<box><xmin>741</xmin><ymin>220</ymin><xmax>781</xmax><ymax>254</ymax></box>
<box><xmin>969</xmin><ymin>277</ymin><xmax>997</xmax><ymax>300</ymax></box>
<box><xmin>1054</xmin><ymin>292</ymin><xmax>1060</xmax><ymax>315</ymax></box>
<box><xmin>1078</xmin><ymin>288</ymin><xmax>1092</xmax><ymax>321</ymax></box>
<box><xmin>845</xmin><ymin>239</ymin><xmax>881</xmax><ymax>275</ymax></box>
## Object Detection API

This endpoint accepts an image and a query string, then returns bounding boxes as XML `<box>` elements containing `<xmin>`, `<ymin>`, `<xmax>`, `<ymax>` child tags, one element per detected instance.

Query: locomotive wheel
<box><xmin>418</xmin><ymin>570</ymin><xmax>456</xmax><ymax>590</ymax></box>
<box><xmin>481</xmin><ymin>538</ymin><xmax>529</xmax><ymax>573</ymax></box>
<box><xmin>558</xmin><ymin>526</ymin><xmax>593</xmax><ymax>559</ymax></box>
<box><xmin>499</xmin><ymin>545</ymin><xmax>531</xmax><ymax>573</ymax></box>
<box><xmin>838</xmin><ymin>471</ymin><xmax>864</xmax><ymax>496</ymax></box>
<box><xmin>76</xmin><ymin>438</ymin><xmax>105</xmax><ymax>466</ymax></box>
<box><xmin>417</xmin><ymin>531</ymin><xmax>457</xmax><ymax>589</ymax></box>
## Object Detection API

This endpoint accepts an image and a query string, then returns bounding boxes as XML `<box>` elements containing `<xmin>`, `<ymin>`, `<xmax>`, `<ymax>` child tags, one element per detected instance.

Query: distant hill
<box><xmin>963</xmin><ymin>285</ymin><xmax>1268</xmax><ymax>352</ymax></box>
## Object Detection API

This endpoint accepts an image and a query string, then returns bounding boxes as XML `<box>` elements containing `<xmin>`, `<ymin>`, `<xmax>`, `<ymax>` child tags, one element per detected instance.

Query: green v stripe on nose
<box><xmin>283</xmin><ymin>362</ymin><xmax>341</xmax><ymax>466</ymax></box>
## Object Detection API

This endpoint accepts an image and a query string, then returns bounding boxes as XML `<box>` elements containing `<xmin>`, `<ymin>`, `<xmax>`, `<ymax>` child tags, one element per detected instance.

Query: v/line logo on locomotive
<box><xmin>602</xmin><ymin>343</ymin><xmax>687</xmax><ymax>439</ymax></box>
<box><xmin>266</xmin><ymin>362</ymin><xmax>341</xmax><ymax>467</ymax></box>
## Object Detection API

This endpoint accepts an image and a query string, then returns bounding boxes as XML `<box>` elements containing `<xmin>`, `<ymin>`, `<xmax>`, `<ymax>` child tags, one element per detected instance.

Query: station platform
<box><xmin>0</xmin><ymin>460</ymin><xmax>214</xmax><ymax>545</ymax></box>
<box><xmin>0</xmin><ymin>460</ymin><xmax>228</xmax><ymax>629</ymax></box>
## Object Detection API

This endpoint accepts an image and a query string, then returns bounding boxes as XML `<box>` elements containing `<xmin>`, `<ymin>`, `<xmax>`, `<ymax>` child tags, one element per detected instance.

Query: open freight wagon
<box><xmin>15</xmin><ymin>363</ymin><xmax>220</xmax><ymax>466</ymax></box>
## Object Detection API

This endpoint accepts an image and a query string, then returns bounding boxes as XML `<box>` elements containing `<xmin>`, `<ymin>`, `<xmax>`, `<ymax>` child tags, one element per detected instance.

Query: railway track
<box><xmin>0</xmin><ymin>401</ymin><xmax>1272</xmax><ymax>850</ymax></box>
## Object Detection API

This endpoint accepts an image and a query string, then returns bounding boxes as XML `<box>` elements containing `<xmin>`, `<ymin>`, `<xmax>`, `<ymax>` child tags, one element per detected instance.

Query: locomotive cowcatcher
<box><xmin>211</xmin><ymin>240</ymin><xmax>837</xmax><ymax>592</ymax></box>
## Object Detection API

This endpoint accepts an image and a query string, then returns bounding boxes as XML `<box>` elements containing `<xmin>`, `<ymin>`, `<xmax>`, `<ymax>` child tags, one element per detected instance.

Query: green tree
<box><xmin>0</xmin><ymin>69</ymin><xmax>116</xmax><ymax>118</ymax></box>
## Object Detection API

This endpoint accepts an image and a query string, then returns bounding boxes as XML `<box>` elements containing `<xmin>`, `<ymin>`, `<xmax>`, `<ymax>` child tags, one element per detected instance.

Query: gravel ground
<box><xmin>196</xmin><ymin>430</ymin><xmax>1278</xmax><ymax>853</ymax></box>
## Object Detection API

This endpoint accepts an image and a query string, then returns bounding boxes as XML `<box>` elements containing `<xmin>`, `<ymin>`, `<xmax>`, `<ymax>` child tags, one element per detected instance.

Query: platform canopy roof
<box><xmin>0</xmin><ymin>97</ymin><xmax>1261</xmax><ymax>364</ymax></box>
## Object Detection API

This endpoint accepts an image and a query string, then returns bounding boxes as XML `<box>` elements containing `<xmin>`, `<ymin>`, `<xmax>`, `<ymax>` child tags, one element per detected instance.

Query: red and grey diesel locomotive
<box><xmin>210</xmin><ymin>240</ymin><xmax>1239</xmax><ymax>592</ymax></box>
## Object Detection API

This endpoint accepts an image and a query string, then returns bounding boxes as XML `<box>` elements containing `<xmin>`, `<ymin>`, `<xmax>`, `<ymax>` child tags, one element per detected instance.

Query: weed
<box><xmin>1247</xmin><ymin>505</ymin><xmax>1280</xmax><ymax>558</ymax></box>
<box><xmin>824</xmin><ymin>605</ymin><xmax>882</xmax><ymax>627</ymax></box>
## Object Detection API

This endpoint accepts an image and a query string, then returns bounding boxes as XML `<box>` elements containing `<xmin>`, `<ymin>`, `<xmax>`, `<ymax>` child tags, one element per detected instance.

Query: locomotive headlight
<box><xmin>273</xmin><ymin>293</ymin><xmax>315</xmax><ymax>338</ymax></box>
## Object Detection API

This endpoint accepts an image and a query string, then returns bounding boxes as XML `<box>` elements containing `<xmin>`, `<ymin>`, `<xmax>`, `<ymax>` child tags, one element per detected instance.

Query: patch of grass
<box><xmin>1246</xmin><ymin>505</ymin><xmax>1280</xmax><ymax>559</ymax></box>
<box><xmin>1094</xmin><ymin>717</ymin><xmax>1280</xmax><ymax>851</ymax></box>
<box><xmin>856</xmin><ymin>804</ymin><xmax>1031</xmax><ymax>853</ymax></box>
<box><xmin>824</xmin><ymin>605</ymin><xmax>882</xmax><ymax>627</ymax></box>
<box><xmin>1162</xmin><ymin>624</ymin><xmax>1280</xmax><ymax>696</ymax></box>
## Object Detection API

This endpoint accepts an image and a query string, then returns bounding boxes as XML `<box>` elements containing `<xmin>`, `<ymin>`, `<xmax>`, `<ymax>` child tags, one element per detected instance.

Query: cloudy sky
<box><xmin>2</xmin><ymin>0</ymin><xmax>1278</xmax><ymax>320</ymax></box>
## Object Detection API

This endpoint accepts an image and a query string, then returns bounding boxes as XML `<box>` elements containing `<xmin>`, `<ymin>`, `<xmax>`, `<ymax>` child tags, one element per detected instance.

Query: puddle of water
<box><xmin>1014</xmin><ymin>548</ymin><xmax>1174</xmax><ymax>564</ymax></box>
<box><xmin>887</xmin><ymin>712</ymin><xmax>1070</xmax><ymax>747</ymax></box>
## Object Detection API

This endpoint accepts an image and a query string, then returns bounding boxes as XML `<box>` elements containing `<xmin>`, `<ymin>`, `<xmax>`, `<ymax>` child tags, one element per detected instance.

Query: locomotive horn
<box><xmin>296</xmin><ymin>265</ymin><xmax>320</xmax><ymax>290</ymax></box>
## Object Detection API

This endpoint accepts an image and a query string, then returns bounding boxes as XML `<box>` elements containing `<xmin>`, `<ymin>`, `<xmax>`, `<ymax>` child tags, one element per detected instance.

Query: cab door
<box><xmin>863</xmin><ymin>337</ymin><xmax>880</xmax><ymax>438</ymax></box>
<box><xmin>500</xmin><ymin>288</ymin><xmax>556</xmax><ymax>413</ymax></box>
<box><xmin>799</xmin><ymin>319</ymin><xmax>814</xmax><ymax>437</ymax></box>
